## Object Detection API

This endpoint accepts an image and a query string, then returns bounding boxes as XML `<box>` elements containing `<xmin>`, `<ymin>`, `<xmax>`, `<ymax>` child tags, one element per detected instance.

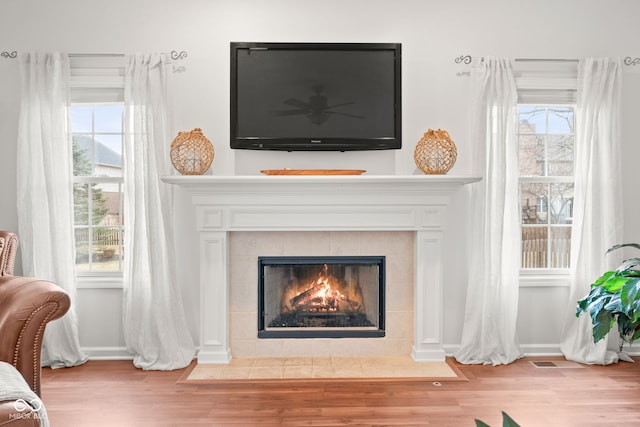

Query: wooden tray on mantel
<box><xmin>260</xmin><ymin>169</ymin><xmax>367</xmax><ymax>176</ymax></box>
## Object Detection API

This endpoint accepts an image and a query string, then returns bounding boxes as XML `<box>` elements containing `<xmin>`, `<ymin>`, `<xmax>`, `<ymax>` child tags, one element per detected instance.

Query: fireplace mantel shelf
<box><xmin>163</xmin><ymin>175</ymin><xmax>481</xmax><ymax>230</ymax></box>
<box><xmin>162</xmin><ymin>174</ymin><xmax>481</xmax><ymax>191</ymax></box>
<box><xmin>164</xmin><ymin>174</ymin><xmax>481</xmax><ymax>364</ymax></box>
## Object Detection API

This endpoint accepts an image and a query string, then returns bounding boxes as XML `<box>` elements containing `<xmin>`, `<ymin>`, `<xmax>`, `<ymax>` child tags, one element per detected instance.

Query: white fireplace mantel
<box><xmin>163</xmin><ymin>174</ymin><xmax>481</xmax><ymax>363</ymax></box>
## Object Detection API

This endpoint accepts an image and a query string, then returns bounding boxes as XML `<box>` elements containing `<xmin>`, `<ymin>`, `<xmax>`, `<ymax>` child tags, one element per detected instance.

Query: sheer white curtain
<box><xmin>16</xmin><ymin>52</ymin><xmax>87</xmax><ymax>368</ymax></box>
<box><xmin>454</xmin><ymin>57</ymin><xmax>523</xmax><ymax>366</ymax></box>
<box><xmin>561</xmin><ymin>58</ymin><xmax>626</xmax><ymax>365</ymax></box>
<box><xmin>123</xmin><ymin>53</ymin><xmax>196</xmax><ymax>370</ymax></box>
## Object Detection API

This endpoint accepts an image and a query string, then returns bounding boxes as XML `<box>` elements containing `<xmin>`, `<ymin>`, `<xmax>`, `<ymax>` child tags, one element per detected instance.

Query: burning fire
<box><xmin>286</xmin><ymin>265</ymin><xmax>362</xmax><ymax>313</ymax></box>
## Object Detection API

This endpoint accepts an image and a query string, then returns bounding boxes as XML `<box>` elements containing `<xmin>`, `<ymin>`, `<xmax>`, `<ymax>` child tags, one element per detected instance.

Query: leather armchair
<box><xmin>0</xmin><ymin>232</ymin><xmax>70</xmax><ymax>426</ymax></box>
<box><xmin>0</xmin><ymin>231</ymin><xmax>18</xmax><ymax>276</ymax></box>
<box><xmin>0</xmin><ymin>276</ymin><xmax>70</xmax><ymax>395</ymax></box>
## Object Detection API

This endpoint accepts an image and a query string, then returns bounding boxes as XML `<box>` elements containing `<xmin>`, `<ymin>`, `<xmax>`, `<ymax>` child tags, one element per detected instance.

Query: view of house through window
<box><xmin>518</xmin><ymin>105</ymin><xmax>575</xmax><ymax>269</ymax></box>
<box><xmin>71</xmin><ymin>104</ymin><xmax>124</xmax><ymax>273</ymax></box>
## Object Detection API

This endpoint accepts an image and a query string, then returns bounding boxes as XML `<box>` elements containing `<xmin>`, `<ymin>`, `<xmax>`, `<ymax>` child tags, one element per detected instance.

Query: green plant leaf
<box><xmin>577</xmin><ymin>287</ymin><xmax>613</xmax><ymax>321</ymax></box>
<box><xmin>632</xmin><ymin>323</ymin><xmax>640</xmax><ymax>342</ymax></box>
<box><xmin>593</xmin><ymin>271</ymin><xmax>616</xmax><ymax>286</ymax></box>
<box><xmin>603</xmin><ymin>293</ymin><xmax>623</xmax><ymax>313</ymax></box>
<box><xmin>502</xmin><ymin>411</ymin><xmax>521</xmax><ymax>427</ymax></box>
<box><xmin>616</xmin><ymin>258</ymin><xmax>640</xmax><ymax>273</ymax></box>
<box><xmin>475</xmin><ymin>420</ymin><xmax>491</xmax><ymax>427</ymax></box>
<box><xmin>617</xmin><ymin>314</ymin><xmax>635</xmax><ymax>341</ymax></box>
<box><xmin>592</xmin><ymin>309</ymin><xmax>616</xmax><ymax>343</ymax></box>
<box><xmin>607</xmin><ymin>243</ymin><xmax>640</xmax><ymax>254</ymax></box>
<box><xmin>577</xmin><ymin>244</ymin><xmax>640</xmax><ymax>345</ymax></box>
<box><xmin>620</xmin><ymin>277</ymin><xmax>640</xmax><ymax>319</ymax></box>
<box><xmin>601</xmin><ymin>276</ymin><xmax>630</xmax><ymax>293</ymax></box>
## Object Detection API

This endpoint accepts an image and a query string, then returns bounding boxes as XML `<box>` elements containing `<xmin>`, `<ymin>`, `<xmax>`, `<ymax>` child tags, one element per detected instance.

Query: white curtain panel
<box><xmin>16</xmin><ymin>52</ymin><xmax>87</xmax><ymax>368</ymax></box>
<box><xmin>123</xmin><ymin>53</ymin><xmax>196</xmax><ymax>370</ymax></box>
<box><xmin>560</xmin><ymin>58</ymin><xmax>626</xmax><ymax>365</ymax></box>
<box><xmin>454</xmin><ymin>57</ymin><xmax>524</xmax><ymax>365</ymax></box>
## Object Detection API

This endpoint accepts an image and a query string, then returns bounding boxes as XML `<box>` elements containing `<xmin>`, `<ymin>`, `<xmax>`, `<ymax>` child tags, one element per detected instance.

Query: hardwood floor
<box><xmin>41</xmin><ymin>356</ymin><xmax>640</xmax><ymax>426</ymax></box>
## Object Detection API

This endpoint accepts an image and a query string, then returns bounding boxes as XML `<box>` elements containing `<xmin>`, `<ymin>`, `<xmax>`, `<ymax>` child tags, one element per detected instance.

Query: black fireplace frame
<box><xmin>257</xmin><ymin>256</ymin><xmax>386</xmax><ymax>339</ymax></box>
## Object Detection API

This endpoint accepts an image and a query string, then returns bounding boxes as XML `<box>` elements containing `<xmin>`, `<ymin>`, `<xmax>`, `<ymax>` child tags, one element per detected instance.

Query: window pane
<box><xmin>518</xmin><ymin>134</ymin><xmax>545</xmax><ymax>176</ymax></box>
<box><xmin>73</xmin><ymin>136</ymin><xmax>93</xmax><ymax>176</ymax></box>
<box><xmin>518</xmin><ymin>106</ymin><xmax>545</xmax><ymax>133</ymax></box>
<box><xmin>73</xmin><ymin>183</ymin><xmax>90</xmax><ymax>225</ymax></box>
<box><xmin>93</xmin><ymin>105</ymin><xmax>124</xmax><ymax>133</ymax></box>
<box><xmin>521</xmin><ymin>183</ymin><xmax>548</xmax><ymax>224</ymax></box>
<box><xmin>74</xmin><ymin>227</ymin><xmax>122</xmax><ymax>272</ymax></box>
<box><xmin>522</xmin><ymin>226</ymin><xmax>547</xmax><ymax>268</ymax></box>
<box><xmin>91</xmin><ymin>227</ymin><xmax>121</xmax><ymax>271</ymax></box>
<box><xmin>547</xmin><ymin>135</ymin><xmax>574</xmax><ymax>176</ymax></box>
<box><xmin>550</xmin><ymin>227</ymin><xmax>571</xmax><ymax>268</ymax></box>
<box><xmin>97</xmin><ymin>184</ymin><xmax>123</xmax><ymax>226</ymax></box>
<box><xmin>548</xmin><ymin>107</ymin><xmax>574</xmax><ymax>134</ymax></box>
<box><xmin>75</xmin><ymin>227</ymin><xmax>90</xmax><ymax>271</ymax></box>
<box><xmin>549</xmin><ymin>183</ymin><xmax>574</xmax><ymax>224</ymax></box>
<box><xmin>94</xmin><ymin>135</ymin><xmax>123</xmax><ymax>177</ymax></box>
<box><xmin>70</xmin><ymin>106</ymin><xmax>93</xmax><ymax>133</ymax></box>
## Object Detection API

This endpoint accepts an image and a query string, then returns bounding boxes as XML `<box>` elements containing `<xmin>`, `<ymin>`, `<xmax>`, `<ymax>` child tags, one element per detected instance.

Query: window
<box><xmin>518</xmin><ymin>104</ymin><xmax>574</xmax><ymax>270</ymax></box>
<box><xmin>69</xmin><ymin>55</ymin><xmax>126</xmax><ymax>277</ymax></box>
<box><xmin>71</xmin><ymin>104</ymin><xmax>124</xmax><ymax>274</ymax></box>
<box><xmin>514</xmin><ymin>59</ymin><xmax>577</xmax><ymax>273</ymax></box>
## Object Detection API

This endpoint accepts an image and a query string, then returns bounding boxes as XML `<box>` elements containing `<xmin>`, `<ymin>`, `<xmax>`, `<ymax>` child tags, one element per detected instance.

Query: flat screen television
<box><xmin>230</xmin><ymin>42</ymin><xmax>402</xmax><ymax>151</ymax></box>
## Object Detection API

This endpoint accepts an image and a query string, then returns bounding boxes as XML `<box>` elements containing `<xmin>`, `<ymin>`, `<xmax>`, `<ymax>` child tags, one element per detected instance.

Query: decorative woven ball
<box><xmin>170</xmin><ymin>128</ymin><xmax>214</xmax><ymax>175</ymax></box>
<box><xmin>414</xmin><ymin>129</ymin><xmax>457</xmax><ymax>175</ymax></box>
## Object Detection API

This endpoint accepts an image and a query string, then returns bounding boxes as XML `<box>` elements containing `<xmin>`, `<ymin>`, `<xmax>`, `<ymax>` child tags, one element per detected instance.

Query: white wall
<box><xmin>1</xmin><ymin>0</ymin><xmax>639</xmax><ymax>358</ymax></box>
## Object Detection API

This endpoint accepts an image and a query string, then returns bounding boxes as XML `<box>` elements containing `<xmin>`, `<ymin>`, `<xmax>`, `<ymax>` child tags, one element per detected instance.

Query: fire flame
<box><xmin>286</xmin><ymin>267</ymin><xmax>360</xmax><ymax>313</ymax></box>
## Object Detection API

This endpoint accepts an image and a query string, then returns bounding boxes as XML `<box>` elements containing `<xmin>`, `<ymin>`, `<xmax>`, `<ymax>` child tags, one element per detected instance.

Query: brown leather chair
<box><xmin>0</xmin><ymin>231</ymin><xmax>18</xmax><ymax>276</ymax></box>
<box><xmin>0</xmin><ymin>232</ymin><xmax>71</xmax><ymax>426</ymax></box>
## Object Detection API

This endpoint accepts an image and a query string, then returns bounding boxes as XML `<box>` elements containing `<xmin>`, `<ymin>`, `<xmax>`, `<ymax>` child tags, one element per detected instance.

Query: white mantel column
<box><xmin>412</xmin><ymin>230</ymin><xmax>446</xmax><ymax>361</ymax></box>
<box><xmin>199</xmin><ymin>231</ymin><xmax>231</xmax><ymax>363</ymax></box>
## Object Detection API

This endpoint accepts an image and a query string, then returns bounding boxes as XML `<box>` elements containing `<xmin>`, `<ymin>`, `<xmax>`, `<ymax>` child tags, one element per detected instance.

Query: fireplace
<box><xmin>163</xmin><ymin>174</ymin><xmax>480</xmax><ymax>363</ymax></box>
<box><xmin>258</xmin><ymin>256</ymin><xmax>385</xmax><ymax>338</ymax></box>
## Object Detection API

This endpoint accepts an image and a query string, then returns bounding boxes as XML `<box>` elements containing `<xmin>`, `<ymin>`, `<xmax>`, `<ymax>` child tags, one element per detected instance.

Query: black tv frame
<box><xmin>230</xmin><ymin>42</ymin><xmax>402</xmax><ymax>152</ymax></box>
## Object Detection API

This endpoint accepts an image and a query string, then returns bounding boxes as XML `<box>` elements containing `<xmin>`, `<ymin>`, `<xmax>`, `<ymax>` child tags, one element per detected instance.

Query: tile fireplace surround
<box><xmin>163</xmin><ymin>175</ymin><xmax>481</xmax><ymax>364</ymax></box>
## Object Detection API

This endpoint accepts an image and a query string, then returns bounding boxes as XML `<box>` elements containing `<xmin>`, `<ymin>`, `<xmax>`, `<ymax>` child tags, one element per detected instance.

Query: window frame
<box><xmin>69</xmin><ymin>55</ymin><xmax>126</xmax><ymax>288</ymax></box>
<box><xmin>513</xmin><ymin>59</ymin><xmax>578</xmax><ymax>287</ymax></box>
<box><xmin>517</xmin><ymin>103</ymin><xmax>575</xmax><ymax>286</ymax></box>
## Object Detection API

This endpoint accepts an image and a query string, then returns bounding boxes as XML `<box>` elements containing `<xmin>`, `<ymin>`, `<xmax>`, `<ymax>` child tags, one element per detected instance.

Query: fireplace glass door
<box><xmin>258</xmin><ymin>256</ymin><xmax>385</xmax><ymax>338</ymax></box>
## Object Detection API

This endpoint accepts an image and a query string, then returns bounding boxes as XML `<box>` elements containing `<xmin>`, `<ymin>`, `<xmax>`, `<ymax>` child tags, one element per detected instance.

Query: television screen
<box><xmin>230</xmin><ymin>42</ymin><xmax>402</xmax><ymax>151</ymax></box>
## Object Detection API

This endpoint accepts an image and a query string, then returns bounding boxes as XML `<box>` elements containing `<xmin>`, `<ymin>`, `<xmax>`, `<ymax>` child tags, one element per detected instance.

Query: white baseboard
<box><xmin>81</xmin><ymin>346</ymin><xmax>133</xmax><ymax>360</ymax></box>
<box><xmin>82</xmin><ymin>344</ymin><xmax>637</xmax><ymax>362</ymax></box>
<box><xmin>444</xmin><ymin>343</ymin><xmax>640</xmax><ymax>359</ymax></box>
<box><xmin>443</xmin><ymin>344</ymin><xmax>563</xmax><ymax>358</ymax></box>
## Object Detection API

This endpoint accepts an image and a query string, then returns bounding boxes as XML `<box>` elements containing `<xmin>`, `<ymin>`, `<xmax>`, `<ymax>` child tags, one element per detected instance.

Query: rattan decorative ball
<box><xmin>170</xmin><ymin>128</ymin><xmax>214</xmax><ymax>175</ymax></box>
<box><xmin>414</xmin><ymin>129</ymin><xmax>457</xmax><ymax>175</ymax></box>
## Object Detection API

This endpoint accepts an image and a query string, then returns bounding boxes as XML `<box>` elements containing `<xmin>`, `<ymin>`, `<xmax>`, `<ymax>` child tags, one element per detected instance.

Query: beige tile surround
<box><xmin>229</xmin><ymin>231</ymin><xmax>414</xmax><ymax>359</ymax></box>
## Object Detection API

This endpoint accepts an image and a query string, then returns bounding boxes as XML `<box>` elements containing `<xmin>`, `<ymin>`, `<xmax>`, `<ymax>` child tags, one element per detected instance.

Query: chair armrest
<box><xmin>0</xmin><ymin>276</ymin><xmax>70</xmax><ymax>396</ymax></box>
<box><xmin>0</xmin><ymin>231</ymin><xmax>18</xmax><ymax>276</ymax></box>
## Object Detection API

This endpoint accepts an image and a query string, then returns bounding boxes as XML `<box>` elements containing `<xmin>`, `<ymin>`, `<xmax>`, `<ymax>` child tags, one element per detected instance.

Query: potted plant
<box><xmin>576</xmin><ymin>243</ymin><xmax>640</xmax><ymax>346</ymax></box>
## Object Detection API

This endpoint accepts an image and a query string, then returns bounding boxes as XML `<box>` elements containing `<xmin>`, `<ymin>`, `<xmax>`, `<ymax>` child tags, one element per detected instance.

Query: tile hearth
<box><xmin>184</xmin><ymin>356</ymin><xmax>461</xmax><ymax>381</ymax></box>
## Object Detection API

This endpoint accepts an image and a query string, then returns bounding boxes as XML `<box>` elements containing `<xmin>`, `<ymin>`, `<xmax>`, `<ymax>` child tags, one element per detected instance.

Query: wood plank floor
<box><xmin>41</xmin><ymin>356</ymin><xmax>640</xmax><ymax>426</ymax></box>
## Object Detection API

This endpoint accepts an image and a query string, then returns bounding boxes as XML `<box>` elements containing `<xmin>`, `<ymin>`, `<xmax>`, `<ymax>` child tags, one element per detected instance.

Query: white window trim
<box><xmin>516</xmin><ymin>102</ymin><xmax>575</xmax><ymax>287</ymax></box>
<box><xmin>519</xmin><ymin>269</ymin><xmax>571</xmax><ymax>288</ymax></box>
<box><xmin>76</xmin><ymin>275</ymin><xmax>124</xmax><ymax>289</ymax></box>
<box><xmin>70</xmin><ymin>55</ymin><xmax>126</xmax><ymax>288</ymax></box>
